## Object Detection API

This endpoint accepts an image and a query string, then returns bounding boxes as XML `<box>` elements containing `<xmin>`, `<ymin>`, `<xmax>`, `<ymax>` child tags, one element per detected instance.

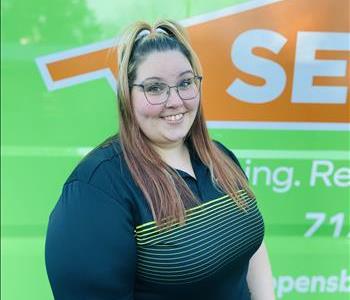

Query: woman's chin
<box><xmin>161</xmin><ymin>132</ymin><xmax>187</xmax><ymax>144</ymax></box>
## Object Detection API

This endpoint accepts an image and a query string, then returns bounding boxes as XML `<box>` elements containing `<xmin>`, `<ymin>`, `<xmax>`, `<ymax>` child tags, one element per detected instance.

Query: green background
<box><xmin>1</xmin><ymin>0</ymin><xmax>349</xmax><ymax>299</ymax></box>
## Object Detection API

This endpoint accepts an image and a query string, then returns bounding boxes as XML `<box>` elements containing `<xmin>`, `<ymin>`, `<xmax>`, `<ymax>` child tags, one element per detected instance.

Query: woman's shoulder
<box><xmin>212</xmin><ymin>139</ymin><xmax>248</xmax><ymax>180</ymax></box>
<box><xmin>64</xmin><ymin>135</ymin><xmax>126</xmax><ymax>189</ymax></box>
<box><xmin>212</xmin><ymin>139</ymin><xmax>239</xmax><ymax>163</ymax></box>
<box><xmin>52</xmin><ymin>136</ymin><xmax>138</xmax><ymax>224</ymax></box>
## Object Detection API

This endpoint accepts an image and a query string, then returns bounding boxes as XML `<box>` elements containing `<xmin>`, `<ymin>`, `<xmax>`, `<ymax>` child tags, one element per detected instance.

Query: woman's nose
<box><xmin>165</xmin><ymin>87</ymin><xmax>183</xmax><ymax>107</ymax></box>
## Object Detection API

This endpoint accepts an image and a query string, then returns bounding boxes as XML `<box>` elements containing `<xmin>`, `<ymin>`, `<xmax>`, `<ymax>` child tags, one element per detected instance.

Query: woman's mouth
<box><xmin>163</xmin><ymin>113</ymin><xmax>184</xmax><ymax>122</ymax></box>
<box><xmin>161</xmin><ymin>113</ymin><xmax>185</xmax><ymax>124</ymax></box>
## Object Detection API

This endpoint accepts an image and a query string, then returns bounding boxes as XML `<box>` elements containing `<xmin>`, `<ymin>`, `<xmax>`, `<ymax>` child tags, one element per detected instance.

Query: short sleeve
<box><xmin>213</xmin><ymin>140</ymin><xmax>249</xmax><ymax>182</ymax></box>
<box><xmin>45</xmin><ymin>180</ymin><xmax>136</xmax><ymax>300</ymax></box>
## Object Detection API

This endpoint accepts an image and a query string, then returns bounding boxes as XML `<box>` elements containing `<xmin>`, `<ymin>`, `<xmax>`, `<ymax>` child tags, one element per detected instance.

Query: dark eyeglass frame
<box><xmin>131</xmin><ymin>75</ymin><xmax>203</xmax><ymax>105</ymax></box>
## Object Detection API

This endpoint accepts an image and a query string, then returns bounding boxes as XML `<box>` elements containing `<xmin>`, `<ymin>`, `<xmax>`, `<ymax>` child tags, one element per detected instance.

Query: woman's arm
<box><xmin>45</xmin><ymin>180</ymin><xmax>136</xmax><ymax>300</ymax></box>
<box><xmin>247</xmin><ymin>240</ymin><xmax>275</xmax><ymax>300</ymax></box>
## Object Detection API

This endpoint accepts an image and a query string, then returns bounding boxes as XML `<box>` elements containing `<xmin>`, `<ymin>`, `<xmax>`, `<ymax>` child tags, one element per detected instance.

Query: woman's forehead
<box><xmin>135</xmin><ymin>50</ymin><xmax>193</xmax><ymax>81</ymax></box>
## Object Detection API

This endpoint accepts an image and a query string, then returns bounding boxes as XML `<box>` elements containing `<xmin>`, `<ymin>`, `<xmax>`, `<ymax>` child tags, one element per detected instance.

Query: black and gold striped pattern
<box><xmin>134</xmin><ymin>190</ymin><xmax>264</xmax><ymax>284</ymax></box>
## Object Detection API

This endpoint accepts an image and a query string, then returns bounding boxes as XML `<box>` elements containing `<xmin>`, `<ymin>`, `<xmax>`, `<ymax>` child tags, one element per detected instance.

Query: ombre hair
<box><xmin>110</xmin><ymin>19</ymin><xmax>255</xmax><ymax>227</ymax></box>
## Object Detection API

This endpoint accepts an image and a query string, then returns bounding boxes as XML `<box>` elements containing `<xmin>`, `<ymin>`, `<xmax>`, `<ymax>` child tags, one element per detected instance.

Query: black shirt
<box><xmin>45</xmin><ymin>138</ymin><xmax>265</xmax><ymax>300</ymax></box>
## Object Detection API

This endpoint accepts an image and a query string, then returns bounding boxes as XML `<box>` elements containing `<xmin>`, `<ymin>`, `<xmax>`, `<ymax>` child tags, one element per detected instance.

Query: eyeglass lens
<box><xmin>143</xmin><ymin>77</ymin><xmax>201</xmax><ymax>104</ymax></box>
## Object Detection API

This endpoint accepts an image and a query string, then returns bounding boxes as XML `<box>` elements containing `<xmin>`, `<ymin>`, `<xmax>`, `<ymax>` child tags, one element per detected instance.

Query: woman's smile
<box><xmin>161</xmin><ymin>112</ymin><xmax>186</xmax><ymax>123</ymax></box>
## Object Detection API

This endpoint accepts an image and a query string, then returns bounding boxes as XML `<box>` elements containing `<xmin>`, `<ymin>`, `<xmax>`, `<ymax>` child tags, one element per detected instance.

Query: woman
<box><xmin>45</xmin><ymin>19</ymin><xmax>275</xmax><ymax>300</ymax></box>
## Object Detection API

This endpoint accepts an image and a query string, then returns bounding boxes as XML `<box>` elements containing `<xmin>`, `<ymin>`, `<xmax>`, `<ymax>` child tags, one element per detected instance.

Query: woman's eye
<box><xmin>179</xmin><ymin>79</ymin><xmax>193</xmax><ymax>88</ymax></box>
<box><xmin>145</xmin><ymin>84</ymin><xmax>166</xmax><ymax>93</ymax></box>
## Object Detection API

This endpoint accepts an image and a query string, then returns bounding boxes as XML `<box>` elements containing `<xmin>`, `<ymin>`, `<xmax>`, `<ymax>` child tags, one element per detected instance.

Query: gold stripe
<box><xmin>135</xmin><ymin>194</ymin><xmax>252</xmax><ymax>239</ymax></box>
<box><xmin>135</xmin><ymin>189</ymin><xmax>251</xmax><ymax>232</ymax></box>
<box><xmin>136</xmin><ymin>233</ymin><xmax>263</xmax><ymax>283</ymax></box>
<box><xmin>135</xmin><ymin>195</ymin><xmax>255</xmax><ymax>244</ymax></box>
<box><xmin>136</xmin><ymin>210</ymin><xmax>262</xmax><ymax>256</ymax></box>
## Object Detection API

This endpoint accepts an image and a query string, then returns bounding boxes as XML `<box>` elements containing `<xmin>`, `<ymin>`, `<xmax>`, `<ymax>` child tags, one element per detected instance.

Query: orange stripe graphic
<box><xmin>36</xmin><ymin>0</ymin><xmax>350</xmax><ymax>125</ymax></box>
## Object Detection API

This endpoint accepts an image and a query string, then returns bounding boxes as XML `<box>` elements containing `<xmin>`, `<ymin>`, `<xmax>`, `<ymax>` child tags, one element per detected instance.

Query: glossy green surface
<box><xmin>1</xmin><ymin>0</ymin><xmax>349</xmax><ymax>299</ymax></box>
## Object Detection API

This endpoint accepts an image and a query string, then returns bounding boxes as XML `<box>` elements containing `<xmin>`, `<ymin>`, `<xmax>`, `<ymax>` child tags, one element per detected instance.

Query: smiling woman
<box><xmin>131</xmin><ymin>50</ymin><xmax>200</xmax><ymax>147</ymax></box>
<box><xmin>45</xmin><ymin>19</ymin><xmax>275</xmax><ymax>300</ymax></box>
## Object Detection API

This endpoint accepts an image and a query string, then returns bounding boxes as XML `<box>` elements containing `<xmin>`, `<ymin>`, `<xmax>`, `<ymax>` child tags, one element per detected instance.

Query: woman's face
<box><xmin>131</xmin><ymin>50</ymin><xmax>200</xmax><ymax>148</ymax></box>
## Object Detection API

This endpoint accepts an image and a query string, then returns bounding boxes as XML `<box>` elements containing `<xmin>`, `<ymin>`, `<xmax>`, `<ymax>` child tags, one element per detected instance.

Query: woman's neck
<box><xmin>151</xmin><ymin>140</ymin><xmax>196</xmax><ymax>178</ymax></box>
<box><xmin>151</xmin><ymin>140</ymin><xmax>188</xmax><ymax>163</ymax></box>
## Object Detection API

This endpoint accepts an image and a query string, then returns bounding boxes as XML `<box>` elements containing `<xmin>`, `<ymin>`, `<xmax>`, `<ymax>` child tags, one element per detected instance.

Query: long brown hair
<box><xmin>115</xmin><ymin>19</ymin><xmax>255</xmax><ymax>227</ymax></box>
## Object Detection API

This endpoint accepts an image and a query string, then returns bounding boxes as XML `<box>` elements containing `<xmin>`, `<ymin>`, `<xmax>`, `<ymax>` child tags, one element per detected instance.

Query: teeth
<box><xmin>164</xmin><ymin>113</ymin><xmax>184</xmax><ymax>121</ymax></box>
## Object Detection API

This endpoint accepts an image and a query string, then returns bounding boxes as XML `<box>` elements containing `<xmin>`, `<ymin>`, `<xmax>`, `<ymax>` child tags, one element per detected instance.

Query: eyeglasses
<box><xmin>131</xmin><ymin>75</ymin><xmax>202</xmax><ymax>105</ymax></box>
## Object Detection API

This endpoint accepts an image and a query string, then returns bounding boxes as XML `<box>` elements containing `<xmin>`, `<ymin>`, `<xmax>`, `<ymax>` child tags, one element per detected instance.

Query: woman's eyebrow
<box><xmin>177</xmin><ymin>70</ymin><xmax>193</xmax><ymax>77</ymax></box>
<box><xmin>143</xmin><ymin>76</ymin><xmax>163</xmax><ymax>81</ymax></box>
<box><xmin>143</xmin><ymin>70</ymin><xmax>194</xmax><ymax>82</ymax></box>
